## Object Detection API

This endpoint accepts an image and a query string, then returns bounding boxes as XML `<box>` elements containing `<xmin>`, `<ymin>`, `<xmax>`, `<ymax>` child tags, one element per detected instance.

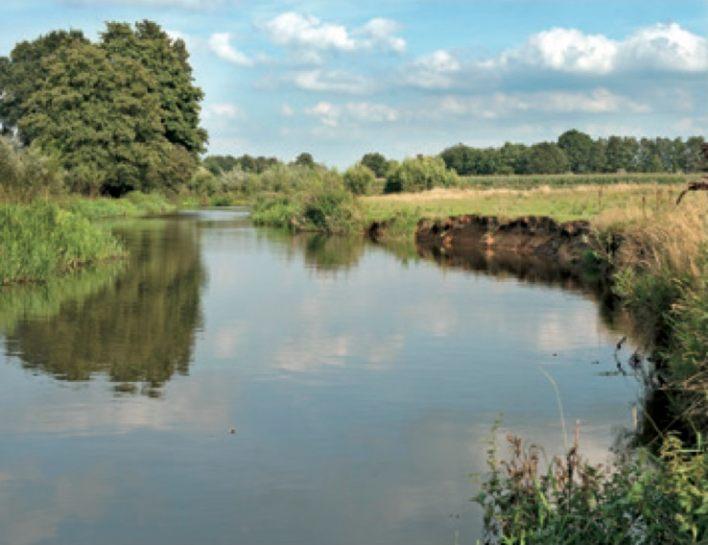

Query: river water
<box><xmin>0</xmin><ymin>208</ymin><xmax>638</xmax><ymax>545</ymax></box>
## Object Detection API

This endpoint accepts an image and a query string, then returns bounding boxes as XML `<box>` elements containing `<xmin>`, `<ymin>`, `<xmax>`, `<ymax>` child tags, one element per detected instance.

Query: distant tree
<box><xmin>343</xmin><ymin>164</ymin><xmax>375</xmax><ymax>194</ymax></box>
<box><xmin>360</xmin><ymin>152</ymin><xmax>388</xmax><ymax>178</ymax></box>
<box><xmin>589</xmin><ymin>138</ymin><xmax>607</xmax><ymax>173</ymax></box>
<box><xmin>440</xmin><ymin>144</ymin><xmax>474</xmax><ymax>175</ymax></box>
<box><xmin>557</xmin><ymin>129</ymin><xmax>594</xmax><ymax>173</ymax></box>
<box><xmin>293</xmin><ymin>152</ymin><xmax>315</xmax><ymax>167</ymax></box>
<box><xmin>682</xmin><ymin>136</ymin><xmax>705</xmax><ymax>172</ymax></box>
<box><xmin>605</xmin><ymin>136</ymin><xmax>639</xmax><ymax>172</ymax></box>
<box><xmin>521</xmin><ymin>143</ymin><xmax>569</xmax><ymax>174</ymax></box>
<box><xmin>385</xmin><ymin>156</ymin><xmax>457</xmax><ymax>193</ymax></box>
<box><xmin>203</xmin><ymin>155</ymin><xmax>239</xmax><ymax>175</ymax></box>
<box><xmin>498</xmin><ymin>142</ymin><xmax>528</xmax><ymax>174</ymax></box>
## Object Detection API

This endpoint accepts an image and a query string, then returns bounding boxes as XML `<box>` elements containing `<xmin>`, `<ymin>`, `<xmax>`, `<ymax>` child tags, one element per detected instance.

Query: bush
<box><xmin>251</xmin><ymin>166</ymin><xmax>361</xmax><ymax>234</ymax></box>
<box><xmin>343</xmin><ymin>164</ymin><xmax>375</xmax><ymax>195</ymax></box>
<box><xmin>0</xmin><ymin>137</ymin><xmax>65</xmax><ymax>200</ymax></box>
<box><xmin>384</xmin><ymin>155</ymin><xmax>458</xmax><ymax>193</ymax></box>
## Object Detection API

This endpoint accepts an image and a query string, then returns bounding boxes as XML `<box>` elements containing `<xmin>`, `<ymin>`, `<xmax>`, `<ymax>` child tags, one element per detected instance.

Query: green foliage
<box><xmin>360</xmin><ymin>152</ymin><xmax>388</xmax><ymax>178</ymax></box>
<box><xmin>384</xmin><ymin>155</ymin><xmax>458</xmax><ymax>193</ymax></box>
<box><xmin>558</xmin><ymin>129</ymin><xmax>595</xmax><ymax>173</ymax></box>
<box><xmin>0</xmin><ymin>136</ymin><xmax>65</xmax><ymax>200</ymax></box>
<box><xmin>293</xmin><ymin>152</ymin><xmax>316</xmax><ymax>168</ymax></box>
<box><xmin>203</xmin><ymin>154</ymin><xmax>280</xmax><ymax>175</ymax></box>
<box><xmin>343</xmin><ymin>163</ymin><xmax>375</xmax><ymax>195</ymax></box>
<box><xmin>251</xmin><ymin>166</ymin><xmax>361</xmax><ymax>234</ymax></box>
<box><xmin>440</xmin><ymin>133</ymin><xmax>705</xmax><ymax>176</ymax></box>
<box><xmin>476</xmin><ymin>431</ymin><xmax>707</xmax><ymax>545</ymax></box>
<box><xmin>0</xmin><ymin>21</ymin><xmax>205</xmax><ymax>195</ymax></box>
<box><xmin>522</xmin><ymin>142</ymin><xmax>570</xmax><ymax>174</ymax></box>
<box><xmin>0</xmin><ymin>202</ymin><xmax>123</xmax><ymax>284</ymax></box>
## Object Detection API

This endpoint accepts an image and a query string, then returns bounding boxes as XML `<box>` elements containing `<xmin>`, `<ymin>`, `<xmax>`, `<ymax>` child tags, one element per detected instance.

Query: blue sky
<box><xmin>1</xmin><ymin>0</ymin><xmax>707</xmax><ymax>166</ymax></box>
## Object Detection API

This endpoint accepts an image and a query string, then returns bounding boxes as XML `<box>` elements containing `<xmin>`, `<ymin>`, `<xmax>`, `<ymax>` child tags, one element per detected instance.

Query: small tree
<box><xmin>343</xmin><ymin>164</ymin><xmax>375</xmax><ymax>195</ymax></box>
<box><xmin>360</xmin><ymin>152</ymin><xmax>388</xmax><ymax>178</ymax></box>
<box><xmin>293</xmin><ymin>152</ymin><xmax>315</xmax><ymax>168</ymax></box>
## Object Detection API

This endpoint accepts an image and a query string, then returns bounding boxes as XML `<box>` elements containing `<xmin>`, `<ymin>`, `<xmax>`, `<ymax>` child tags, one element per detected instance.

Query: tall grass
<box><xmin>477</xmin><ymin>428</ymin><xmax>706</xmax><ymax>545</ymax></box>
<box><xmin>63</xmin><ymin>191</ymin><xmax>175</xmax><ymax>220</ymax></box>
<box><xmin>0</xmin><ymin>202</ymin><xmax>124</xmax><ymax>285</ymax></box>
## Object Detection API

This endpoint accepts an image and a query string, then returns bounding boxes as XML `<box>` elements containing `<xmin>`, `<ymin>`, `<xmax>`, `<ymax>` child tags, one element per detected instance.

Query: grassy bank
<box><xmin>0</xmin><ymin>202</ymin><xmax>124</xmax><ymax>285</ymax></box>
<box><xmin>63</xmin><ymin>191</ymin><xmax>176</xmax><ymax>220</ymax></box>
<box><xmin>361</xmin><ymin>183</ymin><xmax>691</xmax><ymax>237</ymax></box>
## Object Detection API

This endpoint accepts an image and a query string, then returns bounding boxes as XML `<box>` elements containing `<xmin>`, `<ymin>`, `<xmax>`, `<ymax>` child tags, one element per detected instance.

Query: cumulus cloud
<box><xmin>208</xmin><ymin>32</ymin><xmax>253</xmax><ymax>66</ymax></box>
<box><xmin>305</xmin><ymin>101</ymin><xmax>399</xmax><ymax>127</ymax></box>
<box><xmin>264</xmin><ymin>12</ymin><xmax>357</xmax><ymax>51</ymax></box>
<box><xmin>438</xmin><ymin>88</ymin><xmax>648</xmax><ymax>118</ymax></box>
<box><xmin>495</xmin><ymin>22</ymin><xmax>708</xmax><ymax>74</ymax></box>
<box><xmin>293</xmin><ymin>69</ymin><xmax>372</xmax><ymax>94</ymax></box>
<box><xmin>281</xmin><ymin>103</ymin><xmax>295</xmax><ymax>117</ymax></box>
<box><xmin>406</xmin><ymin>50</ymin><xmax>461</xmax><ymax>89</ymax></box>
<box><xmin>203</xmin><ymin>102</ymin><xmax>242</xmax><ymax>119</ymax></box>
<box><xmin>263</xmin><ymin>12</ymin><xmax>406</xmax><ymax>56</ymax></box>
<box><xmin>358</xmin><ymin>18</ymin><xmax>407</xmax><ymax>53</ymax></box>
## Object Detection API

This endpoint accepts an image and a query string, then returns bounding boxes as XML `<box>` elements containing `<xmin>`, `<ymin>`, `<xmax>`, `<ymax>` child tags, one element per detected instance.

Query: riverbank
<box><xmin>0</xmin><ymin>192</ymin><xmax>175</xmax><ymax>285</ymax></box>
<box><xmin>365</xmin><ymin>187</ymin><xmax>706</xmax><ymax>544</ymax></box>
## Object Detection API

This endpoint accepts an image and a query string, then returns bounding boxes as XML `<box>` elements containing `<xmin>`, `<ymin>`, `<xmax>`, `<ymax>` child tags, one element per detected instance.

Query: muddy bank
<box><xmin>414</xmin><ymin>215</ymin><xmax>594</xmax><ymax>273</ymax></box>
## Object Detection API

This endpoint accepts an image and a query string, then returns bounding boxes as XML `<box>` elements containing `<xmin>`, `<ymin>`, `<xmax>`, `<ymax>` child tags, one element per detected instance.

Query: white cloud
<box><xmin>264</xmin><ymin>12</ymin><xmax>356</xmax><ymax>51</ymax></box>
<box><xmin>346</xmin><ymin>102</ymin><xmax>399</xmax><ymax>122</ymax></box>
<box><xmin>407</xmin><ymin>50</ymin><xmax>461</xmax><ymax>89</ymax></box>
<box><xmin>306</xmin><ymin>101</ymin><xmax>399</xmax><ymax>127</ymax></box>
<box><xmin>208</xmin><ymin>32</ymin><xmax>253</xmax><ymax>66</ymax></box>
<box><xmin>439</xmin><ymin>88</ymin><xmax>648</xmax><ymax>118</ymax></box>
<box><xmin>494</xmin><ymin>22</ymin><xmax>708</xmax><ymax>74</ymax></box>
<box><xmin>358</xmin><ymin>18</ymin><xmax>407</xmax><ymax>53</ymax></box>
<box><xmin>281</xmin><ymin>103</ymin><xmax>295</xmax><ymax>117</ymax></box>
<box><xmin>203</xmin><ymin>102</ymin><xmax>242</xmax><ymax>119</ymax></box>
<box><xmin>293</xmin><ymin>69</ymin><xmax>372</xmax><ymax>94</ymax></box>
<box><xmin>620</xmin><ymin>23</ymin><xmax>708</xmax><ymax>72</ymax></box>
<box><xmin>306</xmin><ymin>101</ymin><xmax>341</xmax><ymax>127</ymax></box>
<box><xmin>263</xmin><ymin>12</ymin><xmax>406</xmax><ymax>55</ymax></box>
<box><xmin>517</xmin><ymin>28</ymin><xmax>618</xmax><ymax>74</ymax></box>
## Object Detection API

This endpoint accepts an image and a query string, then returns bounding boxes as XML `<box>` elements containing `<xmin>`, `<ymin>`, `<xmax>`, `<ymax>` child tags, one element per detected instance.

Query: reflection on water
<box><xmin>0</xmin><ymin>209</ymin><xmax>638</xmax><ymax>545</ymax></box>
<box><xmin>2</xmin><ymin>219</ymin><xmax>204</xmax><ymax>396</ymax></box>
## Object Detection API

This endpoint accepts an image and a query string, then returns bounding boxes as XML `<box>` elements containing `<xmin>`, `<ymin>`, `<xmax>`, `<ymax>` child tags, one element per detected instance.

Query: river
<box><xmin>0</xmin><ymin>208</ymin><xmax>639</xmax><ymax>545</ymax></box>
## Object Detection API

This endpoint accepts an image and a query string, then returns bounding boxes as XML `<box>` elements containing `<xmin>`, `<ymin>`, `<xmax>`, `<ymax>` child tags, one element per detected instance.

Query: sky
<box><xmin>1</xmin><ymin>0</ymin><xmax>707</xmax><ymax>166</ymax></box>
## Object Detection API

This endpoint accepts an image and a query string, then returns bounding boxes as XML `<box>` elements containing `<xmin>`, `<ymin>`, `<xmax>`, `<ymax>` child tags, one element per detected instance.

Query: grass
<box><xmin>0</xmin><ymin>201</ymin><xmax>125</xmax><ymax>285</ymax></box>
<box><xmin>360</xmin><ymin>183</ymin><xmax>693</xmax><ymax>238</ymax></box>
<box><xmin>459</xmin><ymin>172</ymin><xmax>691</xmax><ymax>189</ymax></box>
<box><xmin>62</xmin><ymin>191</ymin><xmax>175</xmax><ymax>220</ymax></box>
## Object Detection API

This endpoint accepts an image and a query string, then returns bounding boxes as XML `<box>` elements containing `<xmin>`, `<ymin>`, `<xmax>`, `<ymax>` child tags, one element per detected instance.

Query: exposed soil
<box><xmin>414</xmin><ymin>215</ymin><xmax>594</xmax><ymax>273</ymax></box>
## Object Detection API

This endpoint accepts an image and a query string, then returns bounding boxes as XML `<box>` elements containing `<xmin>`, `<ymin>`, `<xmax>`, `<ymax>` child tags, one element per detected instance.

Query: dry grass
<box><xmin>361</xmin><ymin>183</ymin><xmax>691</xmax><ymax>227</ymax></box>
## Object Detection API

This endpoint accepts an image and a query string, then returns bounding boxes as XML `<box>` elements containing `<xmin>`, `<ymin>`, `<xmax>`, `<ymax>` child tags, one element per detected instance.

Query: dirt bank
<box><xmin>414</xmin><ymin>215</ymin><xmax>594</xmax><ymax>272</ymax></box>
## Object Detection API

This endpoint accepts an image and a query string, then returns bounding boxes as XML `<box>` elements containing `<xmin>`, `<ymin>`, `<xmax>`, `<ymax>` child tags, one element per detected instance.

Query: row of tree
<box><xmin>440</xmin><ymin>130</ymin><xmax>705</xmax><ymax>176</ymax></box>
<box><xmin>0</xmin><ymin>21</ymin><xmax>206</xmax><ymax>196</ymax></box>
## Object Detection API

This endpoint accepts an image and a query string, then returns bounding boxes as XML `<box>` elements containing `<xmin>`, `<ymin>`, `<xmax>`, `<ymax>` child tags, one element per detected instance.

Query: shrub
<box><xmin>476</xmin><ymin>430</ymin><xmax>707</xmax><ymax>545</ymax></box>
<box><xmin>0</xmin><ymin>137</ymin><xmax>65</xmax><ymax>200</ymax></box>
<box><xmin>343</xmin><ymin>164</ymin><xmax>375</xmax><ymax>195</ymax></box>
<box><xmin>384</xmin><ymin>155</ymin><xmax>458</xmax><ymax>193</ymax></box>
<box><xmin>251</xmin><ymin>167</ymin><xmax>361</xmax><ymax>234</ymax></box>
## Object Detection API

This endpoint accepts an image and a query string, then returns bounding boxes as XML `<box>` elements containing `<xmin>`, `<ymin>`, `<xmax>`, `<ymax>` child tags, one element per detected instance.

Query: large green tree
<box><xmin>0</xmin><ymin>21</ymin><xmax>206</xmax><ymax>195</ymax></box>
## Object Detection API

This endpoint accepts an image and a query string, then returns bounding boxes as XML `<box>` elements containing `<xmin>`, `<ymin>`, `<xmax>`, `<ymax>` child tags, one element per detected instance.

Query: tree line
<box><xmin>439</xmin><ymin>130</ymin><xmax>705</xmax><ymax>176</ymax></box>
<box><xmin>0</xmin><ymin>21</ymin><xmax>206</xmax><ymax>196</ymax></box>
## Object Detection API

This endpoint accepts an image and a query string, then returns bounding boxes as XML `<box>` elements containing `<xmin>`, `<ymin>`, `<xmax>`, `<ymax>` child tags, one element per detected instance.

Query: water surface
<box><xmin>0</xmin><ymin>209</ymin><xmax>638</xmax><ymax>545</ymax></box>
